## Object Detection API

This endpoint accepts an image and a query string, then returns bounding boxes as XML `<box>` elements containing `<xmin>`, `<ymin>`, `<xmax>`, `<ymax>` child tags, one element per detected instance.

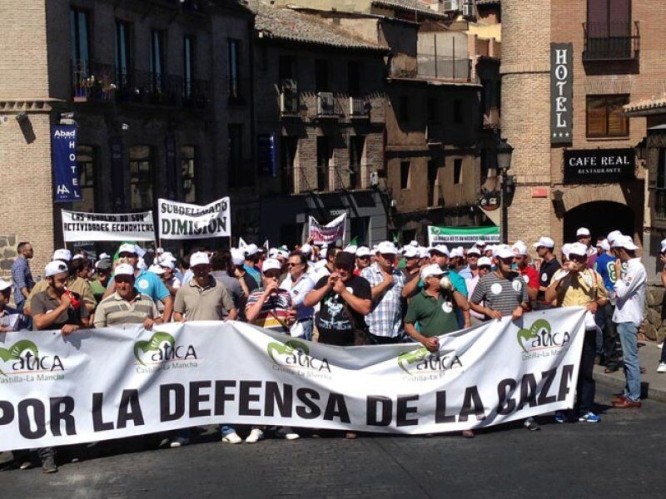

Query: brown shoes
<box><xmin>461</xmin><ymin>430</ymin><xmax>475</xmax><ymax>438</ymax></box>
<box><xmin>612</xmin><ymin>395</ymin><xmax>641</xmax><ymax>408</ymax></box>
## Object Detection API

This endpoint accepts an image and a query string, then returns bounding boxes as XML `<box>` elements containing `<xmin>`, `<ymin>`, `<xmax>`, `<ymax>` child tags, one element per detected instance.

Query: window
<box><xmin>454</xmin><ymin>159</ymin><xmax>463</xmax><ymax>184</ymax></box>
<box><xmin>453</xmin><ymin>99</ymin><xmax>463</xmax><ymax>124</ymax></box>
<box><xmin>70</xmin><ymin>9</ymin><xmax>90</xmax><ymax>67</ymax></box>
<box><xmin>279</xmin><ymin>55</ymin><xmax>295</xmax><ymax>81</ymax></box>
<box><xmin>316</xmin><ymin>137</ymin><xmax>331</xmax><ymax>191</ymax></box>
<box><xmin>399</xmin><ymin>96</ymin><xmax>409</xmax><ymax>122</ymax></box>
<box><xmin>228</xmin><ymin>124</ymin><xmax>248</xmax><ymax>188</ymax></box>
<box><xmin>115</xmin><ymin>21</ymin><xmax>131</xmax><ymax>91</ymax></box>
<box><xmin>350</xmin><ymin>216</ymin><xmax>369</xmax><ymax>245</ymax></box>
<box><xmin>228</xmin><ymin>39</ymin><xmax>241</xmax><ymax>102</ymax></box>
<box><xmin>586</xmin><ymin>95</ymin><xmax>629</xmax><ymax>138</ymax></box>
<box><xmin>72</xmin><ymin>145</ymin><xmax>97</xmax><ymax>213</ymax></box>
<box><xmin>349</xmin><ymin>136</ymin><xmax>365</xmax><ymax>189</ymax></box>
<box><xmin>183</xmin><ymin>35</ymin><xmax>195</xmax><ymax>100</ymax></box>
<box><xmin>315</xmin><ymin>59</ymin><xmax>329</xmax><ymax>92</ymax></box>
<box><xmin>129</xmin><ymin>146</ymin><xmax>154</xmax><ymax>211</ymax></box>
<box><xmin>586</xmin><ymin>0</ymin><xmax>634</xmax><ymax>60</ymax></box>
<box><xmin>348</xmin><ymin>61</ymin><xmax>360</xmax><ymax>96</ymax></box>
<box><xmin>427</xmin><ymin>160</ymin><xmax>439</xmax><ymax>206</ymax></box>
<box><xmin>181</xmin><ymin>146</ymin><xmax>196</xmax><ymax>203</ymax></box>
<box><xmin>151</xmin><ymin>30</ymin><xmax>166</xmax><ymax>94</ymax></box>
<box><xmin>656</xmin><ymin>148</ymin><xmax>666</xmax><ymax>218</ymax></box>
<box><xmin>400</xmin><ymin>161</ymin><xmax>410</xmax><ymax>189</ymax></box>
<box><xmin>280</xmin><ymin>137</ymin><xmax>298</xmax><ymax>194</ymax></box>
<box><xmin>428</xmin><ymin>97</ymin><xmax>439</xmax><ymax>123</ymax></box>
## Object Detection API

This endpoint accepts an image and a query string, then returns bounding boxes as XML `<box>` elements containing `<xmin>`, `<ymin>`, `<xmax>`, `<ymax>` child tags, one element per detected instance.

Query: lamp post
<box><xmin>496</xmin><ymin>138</ymin><xmax>513</xmax><ymax>244</ymax></box>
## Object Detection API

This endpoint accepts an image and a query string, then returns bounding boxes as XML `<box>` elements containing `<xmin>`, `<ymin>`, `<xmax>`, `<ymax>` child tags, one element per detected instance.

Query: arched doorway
<box><xmin>563</xmin><ymin>201</ymin><xmax>635</xmax><ymax>242</ymax></box>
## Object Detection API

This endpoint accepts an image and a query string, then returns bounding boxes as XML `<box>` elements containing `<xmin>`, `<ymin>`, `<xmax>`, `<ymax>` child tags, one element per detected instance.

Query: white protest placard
<box><xmin>158</xmin><ymin>197</ymin><xmax>230</xmax><ymax>240</ymax></box>
<box><xmin>0</xmin><ymin>308</ymin><xmax>586</xmax><ymax>451</ymax></box>
<box><xmin>62</xmin><ymin>210</ymin><xmax>155</xmax><ymax>242</ymax></box>
<box><xmin>308</xmin><ymin>213</ymin><xmax>346</xmax><ymax>244</ymax></box>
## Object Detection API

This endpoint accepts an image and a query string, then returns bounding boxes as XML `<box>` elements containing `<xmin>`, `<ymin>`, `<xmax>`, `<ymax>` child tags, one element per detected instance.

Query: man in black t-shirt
<box><xmin>533</xmin><ymin>236</ymin><xmax>561</xmax><ymax>309</ymax></box>
<box><xmin>304</xmin><ymin>252</ymin><xmax>371</xmax><ymax>346</ymax></box>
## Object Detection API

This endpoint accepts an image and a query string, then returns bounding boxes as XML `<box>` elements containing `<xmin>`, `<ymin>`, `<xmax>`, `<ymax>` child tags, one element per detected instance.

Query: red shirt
<box><xmin>519</xmin><ymin>265</ymin><xmax>539</xmax><ymax>290</ymax></box>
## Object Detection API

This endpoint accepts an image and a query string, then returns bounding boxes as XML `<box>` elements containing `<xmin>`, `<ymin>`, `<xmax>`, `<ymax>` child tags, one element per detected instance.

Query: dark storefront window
<box><xmin>586</xmin><ymin>95</ymin><xmax>629</xmax><ymax>138</ymax></box>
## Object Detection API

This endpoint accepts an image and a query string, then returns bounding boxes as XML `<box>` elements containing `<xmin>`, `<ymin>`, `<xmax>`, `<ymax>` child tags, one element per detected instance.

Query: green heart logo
<box><xmin>134</xmin><ymin>332</ymin><xmax>175</xmax><ymax>365</ymax></box>
<box><xmin>0</xmin><ymin>340</ymin><xmax>39</xmax><ymax>376</ymax></box>
<box><xmin>517</xmin><ymin>319</ymin><xmax>551</xmax><ymax>353</ymax></box>
<box><xmin>267</xmin><ymin>340</ymin><xmax>309</xmax><ymax>364</ymax></box>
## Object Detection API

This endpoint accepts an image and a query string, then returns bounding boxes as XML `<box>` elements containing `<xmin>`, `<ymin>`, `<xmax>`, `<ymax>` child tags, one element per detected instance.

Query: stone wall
<box><xmin>0</xmin><ymin>235</ymin><xmax>17</xmax><ymax>277</ymax></box>
<box><xmin>644</xmin><ymin>284</ymin><xmax>666</xmax><ymax>343</ymax></box>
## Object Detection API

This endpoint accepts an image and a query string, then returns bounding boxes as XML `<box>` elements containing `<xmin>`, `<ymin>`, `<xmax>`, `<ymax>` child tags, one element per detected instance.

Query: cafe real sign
<box><xmin>551</xmin><ymin>43</ymin><xmax>573</xmax><ymax>144</ymax></box>
<box><xmin>563</xmin><ymin>149</ymin><xmax>635</xmax><ymax>184</ymax></box>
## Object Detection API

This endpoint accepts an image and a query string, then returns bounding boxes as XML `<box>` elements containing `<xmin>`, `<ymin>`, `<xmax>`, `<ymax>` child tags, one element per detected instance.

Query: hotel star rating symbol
<box><xmin>552</xmin><ymin>132</ymin><xmax>570</xmax><ymax>138</ymax></box>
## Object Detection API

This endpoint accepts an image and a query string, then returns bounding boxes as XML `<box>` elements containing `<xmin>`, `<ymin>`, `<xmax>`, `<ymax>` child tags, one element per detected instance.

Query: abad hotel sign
<box><xmin>551</xmin><ymin>43</ymin><xmax>573</xmax><ymax>144</ymax></box>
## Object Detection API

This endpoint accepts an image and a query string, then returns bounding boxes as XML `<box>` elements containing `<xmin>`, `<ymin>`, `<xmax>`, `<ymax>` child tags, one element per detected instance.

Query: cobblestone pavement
<box><xmin>3</xmin><ymin>384</ymin><xmax>664</xmax><ymax>498</ymax></box>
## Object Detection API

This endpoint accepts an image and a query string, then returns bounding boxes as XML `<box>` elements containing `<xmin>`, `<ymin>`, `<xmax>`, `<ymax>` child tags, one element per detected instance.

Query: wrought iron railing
<box><xmin>583</xmin><ymin>21</ymin><xmax>640</xmax><ymax>61</ymax></box>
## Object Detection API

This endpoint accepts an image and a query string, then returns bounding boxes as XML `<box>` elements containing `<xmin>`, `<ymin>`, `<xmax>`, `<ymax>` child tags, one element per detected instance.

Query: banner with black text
<box><xmin>158</xmin><ymin>197</ymin><xmax>230</xmax><ymax>240</ymax></box>
<box><xmin>62</xmin><ymin>210</ymin><xmax>155</xmax><ymax>242</ymax></box>
<box><xmin>0</xmin><ymin>308</ymin><xmax>586</xmax><ymax>451</ymax></box>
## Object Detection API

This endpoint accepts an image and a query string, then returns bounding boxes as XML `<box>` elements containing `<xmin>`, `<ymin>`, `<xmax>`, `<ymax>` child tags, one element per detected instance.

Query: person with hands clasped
<box><xmin>545</xmin><ymin>242</ymin><xmax>607</xmax><ymax>424</ymax></box>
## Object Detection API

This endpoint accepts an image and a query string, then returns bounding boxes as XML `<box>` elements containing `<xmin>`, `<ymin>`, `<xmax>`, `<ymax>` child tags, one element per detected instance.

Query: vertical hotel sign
<box><xmin>551</xmin><ymin>43</ymin><xmax>573</xmax><ymax>144</ymax></box>
<box><xmin>51</xmin><ymin>125</ymin><xmax>82</xmax><ymax>203</ymax></box>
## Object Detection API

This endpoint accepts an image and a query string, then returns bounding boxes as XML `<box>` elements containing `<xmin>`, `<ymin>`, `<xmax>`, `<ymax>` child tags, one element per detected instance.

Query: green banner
<box><xmin>427</xmin><ymin>226</ymin><xmax>500</xmax><ymax>246</ymax></box>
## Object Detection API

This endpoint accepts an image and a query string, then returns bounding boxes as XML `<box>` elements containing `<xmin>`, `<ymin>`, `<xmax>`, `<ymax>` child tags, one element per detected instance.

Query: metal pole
<box><xmin>501</xmin><ymin>171</ymin><xmax>508</xmax><ymax>243</ymax></box>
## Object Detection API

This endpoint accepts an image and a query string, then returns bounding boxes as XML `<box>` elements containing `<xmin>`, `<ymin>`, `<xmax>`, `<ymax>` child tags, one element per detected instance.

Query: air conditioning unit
<box><xmin>349</xmin><ymin>96</ymin><xmax>369</xmax><ymax>116</ymax></box>
<box><xmin>280</xmin><ymin>79</ymin><xmax>299</xmax><ymax>114</ymax></box>
<box><xmin>317</xmin><ymin>92</ymin><xmax>335</xmax><ymax>116</ymax></box>
<box><xmin>462</xmin><ymin>0</ymin><xmax>475</xmax><ymax>18</ymax></box>
<box><xmin>442</xmin><ymin>0</ymin><xmax>460</xmax><ymax>12</ymax></box>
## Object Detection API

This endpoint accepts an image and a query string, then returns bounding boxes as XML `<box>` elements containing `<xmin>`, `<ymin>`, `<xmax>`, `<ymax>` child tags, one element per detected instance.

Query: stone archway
<box><xmin>563</xmin><ymin>201</ymin><xmax>634</xmax><ymax>243</ymax></box>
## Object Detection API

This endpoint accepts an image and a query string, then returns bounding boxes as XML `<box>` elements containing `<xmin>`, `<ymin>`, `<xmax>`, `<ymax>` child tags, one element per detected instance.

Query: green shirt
<box><xmin>404</xmin><ymin>290</ymin><xmax>459</xmax><ymax>337</ymax></box>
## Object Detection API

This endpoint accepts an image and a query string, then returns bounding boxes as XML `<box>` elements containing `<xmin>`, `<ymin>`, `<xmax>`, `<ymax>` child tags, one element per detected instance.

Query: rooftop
<box><xmin>371</xmin><ymin>0</ymin><xmax>450</xmax><ymax>20</ymax></box>
<box><xmin>624</xmin><ymin>96</ymin><xmax>666</xmax><ymax>116</ymax></box>
<box><xmin>246</xmin><ymin>1</ymin><xmax>387</xmax><ymax>51</ymax></box>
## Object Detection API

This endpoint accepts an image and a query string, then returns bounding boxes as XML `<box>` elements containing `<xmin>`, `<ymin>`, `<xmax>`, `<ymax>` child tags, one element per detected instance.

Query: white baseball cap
<box><xmin>568</xmin><ymin>242</ymin><xmax>588</xmax><ymax>257</ymax></box>
<box><xmin>356</xmin><ymin>246</ymin><xmax>372</xmax><ymax>258</ymax></box>
<box><xmin>533</xmin><ymin>236</ymin><xmax>555</xmax><ymax>249</ymax></box>
<box><xmin>115</xmin><ymin>263</ymin><xmax>136</xmax><ymax>277</ymax></box>
<box><xmin>231</xmin><ymin>248</ymin><xmax>245</xmax><ymax>266</ymax></box>
<box><xmin>148</xmin><ymin>264</ymin><xmax>165</xmax><ymax>275</ymax></box>
<box><xmin>429</xmin><ymin>245</ymin><xmax>450</xmax><ymax>257</ymax></box>
<box><xmin>0</xmin><ymin>278</ymin><xmax>11</xmax><ymax>292</ymax></box>
<box><xmin>376</xmin><ymin>241</ymin><xmax>398</xmax><ymax>255</ymax></box>
<box><xmin>613</xmin><ymin>235</ymin><xmax>638</xmax><ymax>251</ymax></box>
<box><xmin>599</xmin><ymin>239</ymin><xmax>611</xmax><ymax>252</ymax></box>
<box><xmin>159</xmin><ymin>259</ymin><xmax>175</xmax><ymax>270</ymax></box>
<box><xmin>495</xmin><ymin>246</ymin><xmax>515</xmax><ymax>260</ymax></box>
<box><xmin>190</xmin><ymin>251</ymin><xmax>210</xmax><ymax>267</ymax></box>
<box><xmin>478</xmin><ymin>256</ymin><xmax>492</xmax><ymax>267</ymax></box>
<box><xmin>450</xmin><ymin>247</ymin><xmax>464</xmax><ymax>259</ymax></box>
<box><xmin>52</xmin><ymin>249</ymin><xmax>72</xmax><ymax>261</ymax></box>
<box><xmin>262</xmin><ymin>258</ymin><xmax>281</xmax><ymax>272</ymax></box>
<box><xmin>420</xmin><ymin>263</ymin><xmax>445</xmax><ymax>280</ymax></box>
<box><xmin>561</xmin><ymin>243</ymin><xmax>573</xmax><ymax>259</ymax></box>
<box><xmin>118</xmin><ymin>243</ymin><xmax>137</xmax><ymax>255</ymax></box>
<box><xmin>402</xmin><ymin>246</ymin><xmax>419</xmax><ymax>259</ymax></box>
<box><xmin>45</xmin><ymin>261</ymin><xmax>69</xmax><ymax>278</ymax></box>
<box><xmin>512</xmin><ymin>241</ymin><xmax>528</xmax><ymax>256</ymax></box>
<box><xmin>244</xmin><ymin>244</ymin><xmax>259</xmax><ymax>257</ymax></box>
<box><xmin>344</xmin><ymin>245</ymin><xmax>358</xmax><ymax>255</ymax></box>
<box><xmin>475</xmin><ymin>240</ymin><xmax>487</xmax><ymax>247</ymax></box>
<box><xmin>300</xmin><ymin>243</ymin><xmax>313</xmax><ymax>255</ymax></box>
<box><xmin>607</xmin><ymin>230</ymin><xmax>623</xmax><ymax>245</ymax></box>
<box><xmin>661</xmin><ymin>238</ymin><xmax>666</xmax><ymax>253</ymax></box>
<box><xmin>576</xmin><ymin>227</ymin><xmax>591</xmax><ymax>237</ymax></box>
<box><xmin>467</xmin><ymin>246</ymin><xmax>481</xmax><ymax>256</ymax></box>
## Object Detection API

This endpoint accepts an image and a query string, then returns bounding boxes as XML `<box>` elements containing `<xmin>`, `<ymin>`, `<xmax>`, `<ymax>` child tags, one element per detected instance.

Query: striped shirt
<box><xmin>94</xmin><ymin>292</ymin><xmax>158</xmax><ymax>328</ymax></box>
<box><xmin>470</xmin><ymin>271</ymin><xmax>528</xmax><ymax>318</ymax></box>
<box><xmin>361</xmin><ymin>263</ymin><xmax>405</xmax><ymax>338</ymax></box>
<box><xmin>246</xmin><ymin>288</ymin><xmax>292</xmax><ymax>332</ymax></box>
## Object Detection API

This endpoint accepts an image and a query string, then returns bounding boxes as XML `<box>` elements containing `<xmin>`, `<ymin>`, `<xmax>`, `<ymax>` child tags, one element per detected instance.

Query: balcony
<box><xmin>349</xmin><ymin>96</ymin><xmax>371</xmax><ymax>118</ymax></box>
<box><xmin>315</xmin><ymin>92</ymin><xmax>340</xmax><ymax>120</ymax></box>
<box><xmin>583</xmin><ymin>21</ymin><xmax>640</xmax><ymax>62</ymax></box>
<box><xmin>71</xmin><ymin>60</ymin><xmax>210</xmax><ymax>108</ymax></box>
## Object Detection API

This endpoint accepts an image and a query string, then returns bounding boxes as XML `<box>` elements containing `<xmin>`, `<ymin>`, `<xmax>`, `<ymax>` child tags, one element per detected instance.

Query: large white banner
<box><xmin>158</xmin><ymin>197</ymin><xmax>230</xmax><ymax>240</ymax></box>
<box><xmin>308</xmin><ymin>213</ymin><xmax>346</xmax><ymax>244</ymax></box>
<box><xmin>62</xmin><ymin>210</ymin><xmax>155</xmax><ymax>242</ymax></box>
<box><xmin>0</xmin><ymin>308</ymin><xmax>585</xmax><ymax>451</ymax></box>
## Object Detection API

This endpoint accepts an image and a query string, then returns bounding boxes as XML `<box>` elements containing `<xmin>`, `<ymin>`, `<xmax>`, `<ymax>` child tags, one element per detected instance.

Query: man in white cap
<box><xmin>243</xmin><ymin>244</ymin><xmax>262</xmax><ymax>287</ymax></box>
<box><xmin>576</xmin><ymin>227</ymin><xmax>593</xmax><ymax>254</ymax></box>
<box><xmin>94</xmin><ymin>264</ymin><xmax>162</xmax><ymax>329</ymax></box>
<box><xmin>545</xmin><ymin>242</ymin><xmax>608</xmax><ymax>423</ymax></box>
<box><xmin>355</xmin><ymin>246</ymin><xmax>372</xmax><ymax>274</ymax></box>
<box><xmin>174</xmin><ymin>252</ymin><xmax>237</xmax><ymax>322</ymax></box>
<box><xmin>361</xmin><ymin>241</ymin><xmax>406</xmax><ymax>344</ymax></box>
<box><xmin>512</xmin><ymin>241</ymin><xmax>538</xmax><ymax>304</ymax></box>
<box><xmin>610</xmin><ymin>235</ymin><xmax>646</xmax><ymax>409</ymax></box>
<box><xmin>279</xmin><ymin>250</ymin><xmax>315</xmax><ymax>340</ymax></box>
<box><xmin>104</xmin><ymin>243</ymin><xmax>173</xmax><ymax>322</ymax></box>
<box><xmin>30</xmin><ymin>260</ymin><xmax>90</xmax><ymax>473</ymax></box>
<box><xmin>400</xmin><ymin>246</ymin><xmax>423</xmax><ymax>300</ymax></box>
<box><xmin>533</xmin><ymin>236</ymin><xmax>561</xmax><ymax>309</ymax></box>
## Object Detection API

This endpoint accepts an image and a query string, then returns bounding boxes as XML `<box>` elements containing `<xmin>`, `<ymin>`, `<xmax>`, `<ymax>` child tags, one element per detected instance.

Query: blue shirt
<box><xmin>594</xmin><ymin>253</ymin><xmax>617</xmax><ymax>292</ymax></box>
<box><xmin>10</xmin><ymin>256</ymin><xmax>34</xmax><ymax>306</ymax></box>
<box><xmin>244</xmin><ymin>263</ymin><xmax>261</xmax><ymax>287</ymax></box>
<box><xmin>134</xmin><ymin>270</ymin><xmax>171</xmax><ymax>303</ymax></box>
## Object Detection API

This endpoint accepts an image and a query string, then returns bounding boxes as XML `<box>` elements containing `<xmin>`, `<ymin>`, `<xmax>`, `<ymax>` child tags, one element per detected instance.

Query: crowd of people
<box><xmin>0</xmin><ymin>226</ymin><xmax>657</xmax><ymax>472</ymax></box>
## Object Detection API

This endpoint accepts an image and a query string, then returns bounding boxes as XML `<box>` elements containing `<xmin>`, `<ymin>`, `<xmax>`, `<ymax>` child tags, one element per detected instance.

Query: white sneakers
<box><xmin>657</xmin><ymin>362</ymin><xmax>666</xmax><ymax>373</ymax></box>
<box><xmin>221</xmin><ymin>431</ymin><xmax>243</xmax><ymax>444</ymax></box>
<box><xmin>245</xmin><ymin>428</ymin><xmax>264</xmax><ymax>443</ymax></box>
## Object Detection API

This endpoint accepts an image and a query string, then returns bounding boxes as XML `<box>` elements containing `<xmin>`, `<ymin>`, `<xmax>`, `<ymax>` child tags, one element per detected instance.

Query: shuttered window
<box><xmin>586</xmin><ymin>95</ymin><xmax>629</xmax><ymax>138</ymax></box>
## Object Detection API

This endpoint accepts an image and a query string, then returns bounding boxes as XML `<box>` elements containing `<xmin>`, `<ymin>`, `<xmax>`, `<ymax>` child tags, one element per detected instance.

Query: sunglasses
<box><xmin>287</xmin><ymin>262</ymin><xmax>302</xmax><ymax>267</ymax></box>
<box><xmin>263</xmin><ymin>270</ymin><xmax>281</xmax><ymax>279</ymax></box>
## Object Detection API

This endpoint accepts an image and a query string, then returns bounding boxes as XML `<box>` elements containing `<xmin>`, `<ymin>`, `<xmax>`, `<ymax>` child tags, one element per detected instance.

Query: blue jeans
<box><xmin>616</xmin><ymin>322</ymin><xmax>641</xmax><ymax>401</ymax></box>
<box><xmin>220</xmin><ymin>425</ymin><xmax>237</xmax><ymax>437</ymax></box>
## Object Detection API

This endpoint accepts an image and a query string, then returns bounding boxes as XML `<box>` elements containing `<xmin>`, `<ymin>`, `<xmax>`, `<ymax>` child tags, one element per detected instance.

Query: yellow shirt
<box><xmin>555</xmin><ymin>268</ymin><xmax>607</xmax><ymax>307</ymax></box>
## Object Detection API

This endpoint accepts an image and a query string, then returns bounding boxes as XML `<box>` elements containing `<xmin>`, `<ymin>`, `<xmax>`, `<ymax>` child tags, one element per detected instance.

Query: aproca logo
<box><xmin>517</xmin><ymin>319</ymin><xmax>570</xmax><ymax>355</ymax></box>
<box><xmin>133</xmin><ymin>331</ymin><xmax>198</xmax><ymax>369</ymax></box>
<box><xmin>397</xmin><ymin>347</ymin><xmax>462</xmax><ymax>378</ymax></box>
<box><xmin>267</xmin><ymin>340</ymin><xmax>331</xmax><ymax>375</ymax></box>
<box><xmin>0</xmin><ymin>339</ymin><xmax>65</xmax><ymax>379</ymax></box>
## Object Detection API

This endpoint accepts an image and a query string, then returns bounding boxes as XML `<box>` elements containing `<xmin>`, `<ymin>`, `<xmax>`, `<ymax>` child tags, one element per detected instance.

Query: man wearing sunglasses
<box><xmin>533</xmin><ymin>236</ymin><xmax>561</xmax><ymax>309</ymax></box>
<box><xmin>279</xmin><ymin>251</ymin><xmax>315</xmax><ymax>340</ymax></box>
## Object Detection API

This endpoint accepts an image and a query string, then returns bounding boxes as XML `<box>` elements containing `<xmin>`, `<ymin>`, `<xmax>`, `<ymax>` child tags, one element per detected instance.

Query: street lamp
<box><xmin>496</xmin><ymin>138</ymin><xmax>513</xmax><ymax>243</ymax></box>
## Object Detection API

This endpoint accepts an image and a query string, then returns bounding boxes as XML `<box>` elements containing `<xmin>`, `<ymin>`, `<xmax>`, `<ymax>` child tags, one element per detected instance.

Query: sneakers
<box><xmin>578</xmin><ymin>412</ymin><xmax>601</xmax><ymax>423</ymax></box>
<box><xmin>554</xmin><ymin>411</ymin><xmax>567</xmax><ymax>424</ymax></box>
<box><xmin>41</xmin><ymin>455</ymin><xmax>57</xmax><ymax>474</ymax></box>
<box><xmin>221</xmin><ymin>431</ymin><xmax>243</xmax><ymax>444</ymax></box>
<box><xmin>657</xmin><ymin>362</ymin><xmax>666</xmax><ymax>373</ymax></box>
<box><xmin>523</xmin><ymin>417</ymin><xmax>540</xmax><ymax>431</ymax></box>
<box><xmin>169</xmin><ymin>436</ymin><xmax>189</xmax><ymax>448</ymax></box>
<box><xmin>275</xmin><ymin>427</ymin><xmax>300</xmax><ymax>440</ymax></box>
<box><xmin>245</xmin><ymin>428</ymin><xmax>264</xmax><ymax>444</ymax></box>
